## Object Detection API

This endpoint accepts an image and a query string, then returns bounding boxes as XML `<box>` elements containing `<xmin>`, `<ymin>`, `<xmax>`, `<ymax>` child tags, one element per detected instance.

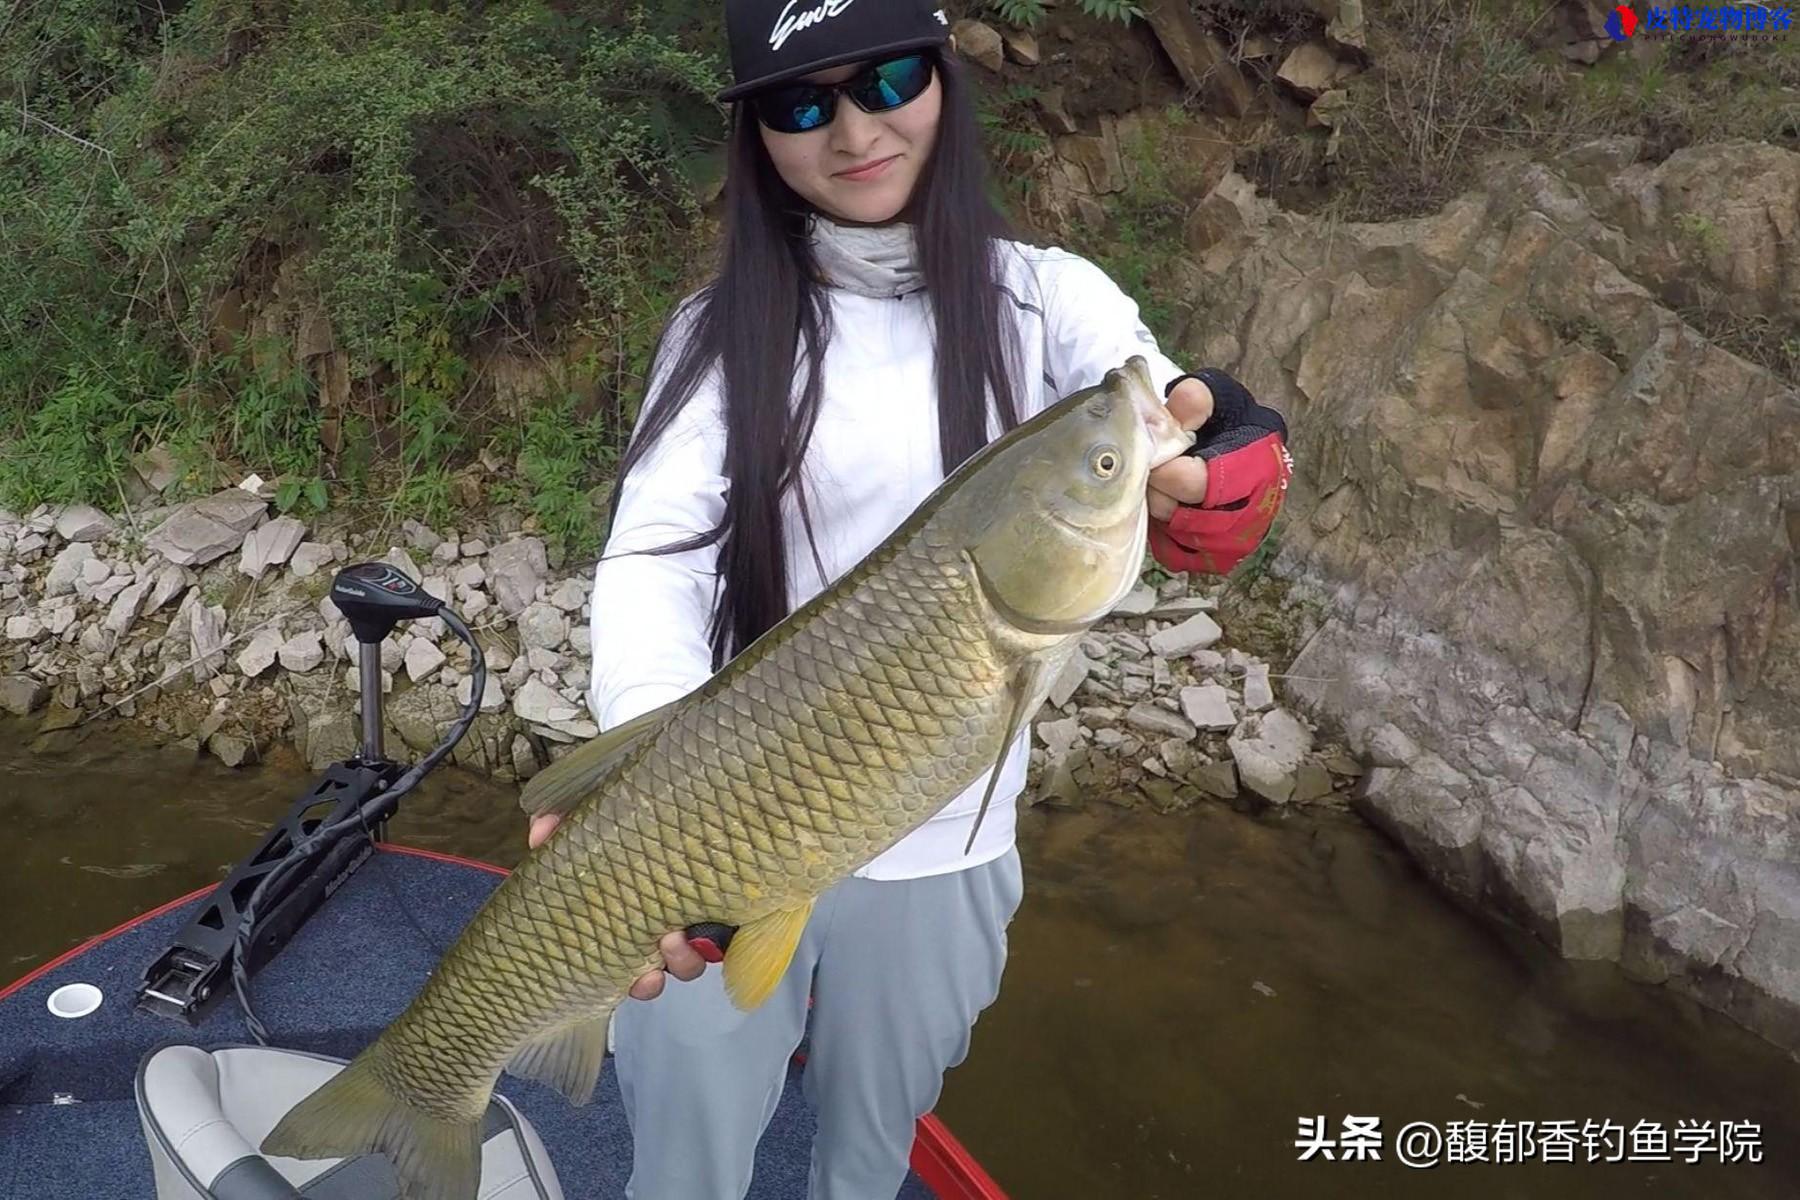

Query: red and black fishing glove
<box><xmin>1148</xmin><ymin>368</ymin><xmax>1293</xmax><ymax>577</ymax></box>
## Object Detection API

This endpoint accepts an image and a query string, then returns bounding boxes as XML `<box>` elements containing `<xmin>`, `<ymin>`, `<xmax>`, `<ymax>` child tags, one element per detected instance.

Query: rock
<box><xmin>146</xmin><ymin>491</ymin><xmax>267</xmax><ymax>566</ymax></box>
<box><xmin>951</xmin><ymin>19</ymin><xmax>1004</xmax><ymax>72</ymax></box>
<box><xmin>278</xmin><ymin>631</ymin><xmax>325</xmax><ymax>673</ymax></box>
<box><xmin>132</xmin><ymin>445</ymin><xmax>180</xmax><ymax>494</ymax></box>
<box><xmin>38</xmin><ymin>703</ymin><xmax>83</xmax><ymax>734</ymax></box>
<box><xmin>1368</xmin><ymin>723</ymin><xmax>1419</xmax><ymax>768</ymax></box>
<box><xmin>518</xmin><ymin>603</ymin><xmax>569</xmax><ymax>652</ymax></box>
<box><xmin>77</xmin><ymin>622</ymin><xmax>115</xmax><ymax>658</ymax></box>
<box><xmin>387</xmin><ymin>685</ymin><xmax>458</xmax><ymax>754</ymax></box>
<box><xmin>1048</xmin><ymin>650</ymin><xmax>1092</xmax><ymax>709</ymax></box>
<box><xmin>1243</xmin><ymin>662</ymin><xmax>1275</xmax><ymax>712</ymax></box>
<box><xmin>1037</xmin><ymin>87</ymin><xmax>1078</xmax><ymax>136</ymax></box>
<box><xmin>1150</xmin><ymin>595</ymin><xmax>1214</xmax><ymax>621</ymax></box>
<box><xmin>288</xmin><ymin>542</ymin><xmax>335</xmax><ymax>580</ymax></box>
<box><xmin>54</xmin><ymin>505</ymin><xmax>115</xmax><ymax>543</ymax></box>
<box><xmin>189</xmin><ymin>604</ymin><xmax>229</xmax><ymax>682</ymax></box>
<box><xmin>1141</xmin><ymin>0</ymin><xmax>1255</xmax><ymax>117</ymax></box>
<box><xmin>487</xmin><ymin>537</ymin><xmax>548</xmax><ymax>617</ymax></box>
<box><xmin>1125</xmin><ymin>702</ymin><xmax>1197</xmax><ymax>742</ymax></box>
<box><xmin>104</xmin><ymin>580</ymin><xmax>151</xmax><ymax>638</ymax></box>
<box><xmin>1159</xmin><ymin>737</ymin><xmax>1199</xmax><ymax>777</ymax></box>
<box><xmin>206</xmin><ymin>732</ymin><xmax>255</xmax><ymax>768</ymax></box>
<box><xmin>46</xmin><ymin>543</ymin><xmax>95</xmax><ymax>596</ymax></box>
<box><xmin>463</xmin><ymin>591</ymin><xmax>491</xmax><ymax>620</ymax></box>
<box><xmin>0</xmin><ymin>674</ymin><xmax>47</xmax><ymax>716</ymax></box>
<box><xmin>456</xmin><ymin>673</ymin><xmax>508</xmax><ymax>714</ymax></box>
<box><xmin>514</xmin><ymin>677</ymin><xmax>581</xmax><ymax>726</ymax></box>
<box><xmin>1189</xmin><ymin>759</ymin><xmax>1238</xmax><ymax>800</ymax></box>
<box><xmin>1275</xmin><ymin>40</ymin><xmax>1349</xmax><ymax>97</ymax></box>
<box><xmin>512</xmin><ymin>735</ymin><xmax>540</xmax><ymax>782</ymax></box>
<box><xmin>1327</xmin><ymin>0</ymin><xmax>1371</xmax><ymax>46</ymax></box>
<box><xmin>78</xmin><ymin>557</ymin><xmax>112</xmax><ymax>589</ymax></box>
<box><xmin>1002</xmin><ymin>29</ymin><xmax>1039</xmax><ymax>66</ymax></box>
<box><xmin>453</xmin><ymin>562</ymin><xmax>487</xmax><ymax>592</ymax></box>
<box><xmin>235</xmin><ymin>625</ymin><xmax>285</xmax><ymax>678</ymax></box>
<box><xmin>1036</xmin><ymin>716</ymin><xmax>1085</xmax><ymax>760</ymax></box>
<box><xmin>1180</xmin><ymin>684</ymin><xmax>1237</xmax><ymax>731</ymax></box>
<box><xmin>1149</xmin><ymin>612</ymin><xmax>1223</xmax><ymax>657</ymax></box>
<box><xmin>461</xmin><ymin>538</ymin><xmax>489</xmax><ymax>557</ymax></box>
<box><xmin>287</xmin><ymin>675</ymin><xmax>360</xmax><ymax>769</ymax></box>
<box><xmin>1111</xmin><ymin>584</ymin><xmax>1157</xmax><ymax>617</ymax></box>
<box><xmin>145</xmin><ymin>565</ymin><xmax>189</xmax><ymax>614</ymax></box>
<box><xmin>1228</xmin><ymin>709</ymin><xmax>1314</xmax><ymax>805</ymax></box>
<box><xmin>1191</xmin><ymin>646</ymin><xmax>1226</xmax><ymax>669</ymax></box>
<box><xmin>402</xmin><ymin>519</ymin><xmax>442</xmax><ymax>553</ymax></box>
<box><xmin>46</xmin><ymin>606</ymin><xmax>76</xmax><ymax>637</ymax></box>
<box><xmin>6</xmin><ymin>614</ymin><xmax>45</xmax><ymax>642</ymax></box>
<box><xmin>1307</xmin><ymin>88</ymin><xmax>1351</xmax><ymax>131</ymax></box>
<box><xmin>1113</xmin><ymin>631</ymin><xmax>1151</xmax><ymax>659</ymax></box>
<box><xmin>432</xmin><ymin>541</ymin><xmax>460</xmax><ymax>566</ymax></box>
<box><xmin>405</xmin><ymin>637</ymin><xmax>447</xmax><ymax>683</ymax></box>
<box><xmin>548</xmin><ymin>578</ymin><xmax>587</xmax><ymax>614</ymax></box>
<box><xmin>239</xmin><ymin>517</ymin><xmax>307</xmax><ymax>579</ymax></box>
<box><xmin>1294</xmin><ymin>761</ymin><xmax>1337</xmax><ymax>804</ymax></box>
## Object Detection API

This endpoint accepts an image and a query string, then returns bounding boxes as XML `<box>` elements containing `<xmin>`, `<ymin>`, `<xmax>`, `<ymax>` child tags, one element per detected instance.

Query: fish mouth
<box><xmin>1114</xmin><ymin>357</ymin><xmax>1196</xmax><ymax>468</ymax></box>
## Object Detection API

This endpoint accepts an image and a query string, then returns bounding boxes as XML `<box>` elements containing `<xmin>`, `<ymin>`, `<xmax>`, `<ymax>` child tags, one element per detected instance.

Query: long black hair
<box><xmin>604</xmin><ymin>49</ymin><xmax>1026</xmax><ymax>671</ymax></box>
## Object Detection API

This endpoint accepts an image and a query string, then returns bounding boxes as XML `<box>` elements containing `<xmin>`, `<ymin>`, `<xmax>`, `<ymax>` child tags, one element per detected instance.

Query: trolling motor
<box><xmin>134</xmin><ymin>563</ymin><xmax>486</xmax><ymax>1027</ymax></box>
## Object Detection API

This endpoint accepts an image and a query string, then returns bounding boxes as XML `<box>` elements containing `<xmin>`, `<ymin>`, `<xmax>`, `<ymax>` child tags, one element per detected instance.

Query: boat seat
<box><xmin>135</xmin><ymin>1044</ymin><xmax>565</xmax><ymax>1200</ymax></box>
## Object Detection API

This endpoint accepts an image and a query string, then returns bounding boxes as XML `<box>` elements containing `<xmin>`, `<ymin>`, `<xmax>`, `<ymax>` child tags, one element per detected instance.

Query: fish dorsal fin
<box><xmin>964</xmin><ymin>657</ymin><xmax>1050</xmax><ymax>855</ymax></box>
<box><xmin>722</xmin><ymin>900</ymin><xmax>815</xmax><ymax>1011</ymax></box>
<box><xmin>518</xmin><ymin>698</ymin><xmax>679</xmax><ymax>821</ymax></box>
<box><xmin>503</xmin><ymin>1010</ymin><xmax>613</xmax><ymax>1106</ymax></box>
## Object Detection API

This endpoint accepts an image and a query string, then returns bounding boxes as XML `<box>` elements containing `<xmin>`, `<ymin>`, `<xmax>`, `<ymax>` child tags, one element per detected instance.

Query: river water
<box><xmin>3</xmin><ymin>716</ymin><xmax>1796</xmax><ymax>1197</ymax></box>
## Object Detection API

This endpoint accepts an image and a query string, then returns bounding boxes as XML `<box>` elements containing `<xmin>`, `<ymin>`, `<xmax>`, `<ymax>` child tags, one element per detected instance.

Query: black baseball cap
<box><xmin>717</xmin><ymin>0</ymin><xmax>954</xmax><ymax>102</ymax></box>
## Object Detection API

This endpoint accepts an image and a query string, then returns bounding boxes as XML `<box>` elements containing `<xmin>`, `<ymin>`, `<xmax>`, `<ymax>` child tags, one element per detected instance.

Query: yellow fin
<box><xmin>518</xmin><ymin>698</ymin><xmax>678</xmax><ymax>821</ymax></box>
<box><xmin>722</xmin><ymin>900</ymin><xmax>814</xmax><ymax>1011</ymax></box>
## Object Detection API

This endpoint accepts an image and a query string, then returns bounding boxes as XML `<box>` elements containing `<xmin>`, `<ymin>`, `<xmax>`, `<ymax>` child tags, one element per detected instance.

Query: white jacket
<box><xmin>586</xmin><ymin>241</ymin><xmax>1186</xmax><ymax>880</ymax></box>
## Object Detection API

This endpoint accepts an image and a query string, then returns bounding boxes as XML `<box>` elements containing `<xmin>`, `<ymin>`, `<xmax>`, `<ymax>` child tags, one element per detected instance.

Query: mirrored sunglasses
<box><xmin>750</xmin><ymin>54</ymin><xmax>935</xmax><ymax>134</ymax></box>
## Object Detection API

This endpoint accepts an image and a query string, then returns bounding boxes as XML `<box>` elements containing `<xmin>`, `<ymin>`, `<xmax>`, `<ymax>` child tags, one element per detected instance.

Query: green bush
<box><xmin>1</xmin><ymin>0</ymin><xmax>726</xmax><ymax>554</ymax></box>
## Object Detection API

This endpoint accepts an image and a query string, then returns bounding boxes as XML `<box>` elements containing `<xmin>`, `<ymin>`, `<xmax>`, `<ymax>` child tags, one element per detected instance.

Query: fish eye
<box><xmin>1090</xmin><ymin>446</ymin><xmax>1121</xmax><ymax>479</ymax></box>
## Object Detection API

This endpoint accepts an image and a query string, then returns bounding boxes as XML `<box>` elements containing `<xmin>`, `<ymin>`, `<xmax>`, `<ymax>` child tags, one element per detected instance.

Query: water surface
<box><xmin>2</xmin><ymin>717</ymin><xmax>1795</xmax><ymax>1197</ymax></box>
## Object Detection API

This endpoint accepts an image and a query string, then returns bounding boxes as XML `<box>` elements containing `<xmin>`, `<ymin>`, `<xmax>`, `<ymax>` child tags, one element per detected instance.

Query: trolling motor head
<box><xmin>332</xmin><ymin>562</ymin><xmax>443</xmax><ymax>641</ymax></box>
<box><xmin>332</xmin><ymin>563</ymin><xmax>445</xmax><ymax>765</ymax></box>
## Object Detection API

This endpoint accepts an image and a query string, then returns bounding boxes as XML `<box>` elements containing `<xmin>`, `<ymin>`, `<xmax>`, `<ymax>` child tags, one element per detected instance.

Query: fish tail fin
<box><xmin>261</xmin><ymin>1047</ymin><xmax>481</xmax><ymax>1200</ymax></box>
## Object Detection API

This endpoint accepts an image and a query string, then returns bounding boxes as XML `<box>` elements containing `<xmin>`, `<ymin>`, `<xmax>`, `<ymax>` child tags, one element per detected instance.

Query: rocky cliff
<box><xmin>1175</xmin><ymin>136</ymin><xmax>1799</xmax><ymax>1052</ymax></box>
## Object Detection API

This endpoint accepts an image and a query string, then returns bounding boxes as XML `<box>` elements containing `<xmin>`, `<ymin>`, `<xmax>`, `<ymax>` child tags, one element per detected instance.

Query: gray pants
<box><xmin>610</xmin><ymin>848</ymin><xmax>1025</xmax><ymax>1200</ymax></box>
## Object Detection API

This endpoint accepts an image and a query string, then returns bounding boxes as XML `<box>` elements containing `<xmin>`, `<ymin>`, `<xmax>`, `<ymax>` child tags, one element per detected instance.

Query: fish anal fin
<box><xmin>964</xmin><ymin>657</ymin><xmax>1049</xmax><ymax>854</ymax></box>
<box><xmin>721</xmin><ymin>901</ymin><xmax>814</xmax><ymax>1012</ymax></box>
<box><xmin>503</xmin><ymin>1011</ymin><xmax>613</xmax><ymax>1106</ymax></box>
<box><xmin>518</xmin><ymin>698</ymin><xmax>679</xmax><ymax>821</ymax></box>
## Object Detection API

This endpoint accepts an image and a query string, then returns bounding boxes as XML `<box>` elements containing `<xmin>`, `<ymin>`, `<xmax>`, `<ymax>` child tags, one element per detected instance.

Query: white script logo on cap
<box><xmin>770</xmin><ymin>0</ymin><xmax>860</xmax><ymax>52</ymax></box>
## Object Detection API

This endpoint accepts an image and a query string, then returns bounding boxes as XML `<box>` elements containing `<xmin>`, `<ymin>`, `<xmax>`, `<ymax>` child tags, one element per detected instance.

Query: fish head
<box><xmin>961</xmin><ymin>356</ymin><xmax>1195</xmax><ymax>633</ymax></box>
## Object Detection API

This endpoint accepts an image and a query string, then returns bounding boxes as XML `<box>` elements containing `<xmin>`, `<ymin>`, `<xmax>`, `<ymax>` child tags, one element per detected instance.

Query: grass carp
<box><xmin>260</xmin><ymin>356</ymin><xmax>1196</xmax><ymax>1198</ymax></box>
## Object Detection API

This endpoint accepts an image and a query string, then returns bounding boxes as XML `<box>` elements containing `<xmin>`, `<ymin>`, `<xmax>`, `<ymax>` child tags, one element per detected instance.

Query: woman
<box><xmin>529</xmin><ymin>2</ymin><xmax>1292</xmax><ymax>1196</ymax></box>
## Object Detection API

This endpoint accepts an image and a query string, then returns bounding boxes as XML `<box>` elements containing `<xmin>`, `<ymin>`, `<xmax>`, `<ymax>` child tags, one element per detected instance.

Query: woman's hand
<box><xmin>1147</xmin><ymin>375</ymin><xmax>1214</xmax><ymax>520</ymax></box>
<box><xmin>526</xmin><ymin>813</ymin><xmax>709</xmax><ymax>1000</ymax></box>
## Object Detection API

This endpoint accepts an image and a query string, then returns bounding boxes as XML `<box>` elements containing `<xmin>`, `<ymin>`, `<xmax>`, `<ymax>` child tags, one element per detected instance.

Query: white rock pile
<box><xmin>3</xmin><ymin>487</ymin><xmax>1359</xmax><ymax>807</ymax></box>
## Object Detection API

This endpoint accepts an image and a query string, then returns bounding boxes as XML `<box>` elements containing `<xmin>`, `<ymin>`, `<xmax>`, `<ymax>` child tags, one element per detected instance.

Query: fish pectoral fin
<box><xmin>721</xmin><ymin>901</ymin><xmax>814</xmax><ymax>1012</ymax></box>
<box><xmin>503</xmin><ymin>1011</ymin><xmax>613</xmax><ymax>1106</ymax></box>
<box><xmin>964</xmin><ymin>657</ymin><xmax>1048</xmax><ymax>855</ymax></box>
<box><xmin>518</xmin><ymin>699</ymin><xmax>678</xmax><ymax>821</ymax></box>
